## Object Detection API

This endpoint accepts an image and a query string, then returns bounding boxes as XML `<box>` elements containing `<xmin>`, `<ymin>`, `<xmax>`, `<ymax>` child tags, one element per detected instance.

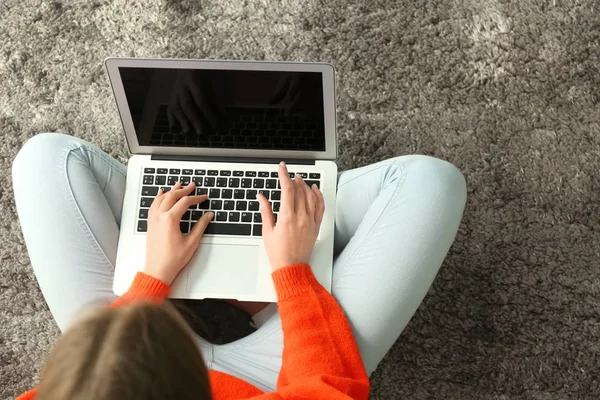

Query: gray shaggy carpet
<box><xmin>1</xmin><ymin>0</ymin><xmax>600</xmax><ymax>399</ymax></box>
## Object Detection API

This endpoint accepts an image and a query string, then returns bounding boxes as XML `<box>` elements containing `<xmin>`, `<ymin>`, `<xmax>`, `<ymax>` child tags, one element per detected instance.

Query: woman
<box><xmin>12</xmin><ymin>133</ymin><xmax>466</xmax><ymax>399</ymax></box>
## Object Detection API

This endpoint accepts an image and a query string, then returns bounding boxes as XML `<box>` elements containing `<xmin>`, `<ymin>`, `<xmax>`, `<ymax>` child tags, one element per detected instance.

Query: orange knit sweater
<box><xmin>17</xmin><ymin>264</ymin><xmax>370</xmax><ymax>399</ymax></box>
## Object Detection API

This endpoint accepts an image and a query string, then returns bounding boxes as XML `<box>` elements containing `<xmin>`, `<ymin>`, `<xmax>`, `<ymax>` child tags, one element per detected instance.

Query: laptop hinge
<box><xmin>150</xmin><ymin>154</ymin><xmax>316</xmax><ymax>165</ymax></box>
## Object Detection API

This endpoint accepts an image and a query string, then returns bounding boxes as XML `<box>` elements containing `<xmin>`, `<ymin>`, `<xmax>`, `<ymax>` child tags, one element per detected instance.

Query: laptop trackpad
<box><xmin>186</xmin><ymin>244</ymin><xmax>259</xmax><ymax>297</ymax></box>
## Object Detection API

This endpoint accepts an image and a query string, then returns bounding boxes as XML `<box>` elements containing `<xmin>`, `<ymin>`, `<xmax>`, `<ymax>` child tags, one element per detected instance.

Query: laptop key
<box><xmin>220</xmin><ymin>170</ymin><xmax>231</xmax><ymax>176</ymax></box>
<box><xmin>245</xmin><ymin>171</ymin><xmax>257</xmax><ymax>177</ymax></box>
<box><xmin>180</xmin><ymin>221</ymin><xmax>190</xmax><ymax>234</ymax></box>
<box><xmin>266</xmin><ymin>179</ymin><xmax>277</xmax><ymax>189</ymax></box>
<box><xmin>204</xmin><ymin>177</ymin><xmax>215</xmax><ymax>187</ymax></box>
<box><xmin>161</xmin><ymin>187</ymin><xmax>171</xmax><ymax>193</ymax></box>
<box><xmin>234</xmin><ymin>189</ymin><xmax>245</xmax><ymax>199</ymax></box>
<box><xmin>270</xmin><ymin>171</ymin><xmax>278</xmax><ymax>178</ymax></box>
<box><xmin>142</xmin><ymin>186</ymin><xmax>158</xmax><ymax>196</ymax></box>
<box><xmin>182</xmin><ymin>211</ymin><xmax>191</xmax><ymax>220</ymax></box>
<box><xmin>167</xmin><ymin>176</ymin><xmax>178</xmax><ymax>185</ymax></box>
<box><xmin>144</xmin><ymin>167</ymin><xmax>155</xmax><ymax>173</ymax></box>
<box><xmin>258</xmin><ymin>171</ymin><xmax>269</xmax><ymax>177</ymax></box>
<box><xmin>273</xmin><ymin>201</ymin><xmax>280</xmax><ymax>212</ymax></box>
<box><xmin>271</xmin><ymin>190</ymin><xmax>281</xmax><ymax>201</ymax></box>
<box><xmin>246</xmin><ymin>190</ymin><xmax>257</xmax><ymax>200</ymax></box>
<box><xmin>228</xmin><ymin>178</ymin><xmax>240</xmax><ymax>188</ymax></box>
<box><xmin>216</xmin><ymin>178</ymin><xmax>227</xmax><ymax>187</ymax></box>
<box><xmin>216</xmin><ymin>211</ymin><xmax>228</xmax><ymax>222</ymax></box>
<box><xmin>180</xmin><ymin>176</ymin><xmax>191</xmax><ymax>185</ymax></box>
<box><xmin>241</xmin><ymin>178</ymin><xmax>252</xmax><ymax>188</ymax></box>
<box><xmin>298</xmin><ymin>172</ymin><xmax>308</xmax><ymax>178</ymax></box>
<box><xmin>236</xmin><ymin>200</ymin><xmax>248</xmax><ymax>211</ymax></box>
<box><xmin>169</xmin><ymin>169</ymin><xmax>181</xmax><ymax>174</ymax></box>
<box><xmin>197</xmin><ymin>188</ymin><xmax>208</xmax><ymax>196</ymax></box>
<box><xmin>140</xmin><ymin>197</ymin><xmax>154</xmax><ymax>208</ymax></box>
<box><xmin>241</xmin><ymin>212</ymin><xmax>252</xmax><ymax>222</ymax></box>
<box><xmin>192</xmin><ymin>211</ymin><xmax>203</xmax><ymax>220</ymax></box>
<box><xmin>209</xmin><ymin>189</ymin><xmax>221</xmax><ymax>198</ymax></box>
<box><xmin>229</xmin><ymin>212</ymin><xmax>240</xmax><ymax>222</ymax></box>
<box><xmin>182</xmin><ymin>169</ymin><xmax>193</xmax><ymax>175</ymax></box>
<box><xmin>249</xmin><ymin>201</ymin><xmax>259</xmax><ymax>211</ymax></box>
<box><xmin>157</xmin><ymin>168</ymin><xmax>168</xmax><ymax>174</ymax></box>
<box><xmin>156</xmin><ymin>175</ymin><xmax>166</xmax><ymax>185</ymax></box>
<box><xmin>193</xmin><ymin>177</ymin><xmax>203</xmax><ymax>186</ymax></box>
<box><xmin>254</xmin><ymin>213</ymin><xmax>262</xmax><ymax>223</ymax></box>
<box><xmin>224</xmin><ymin>200</ymin><xmax>235</xmax><ymax>210</ymax></box>
<box><xmin>139</xmin><ymin>209</ymin><xmax>148</xmax><ymax>219</ymax></box>
<box><xmin>143</xmin><ymin>175</ymin><xmax>154</xmax><ymax>185</ymax></box>
<box><xmin>252</xmin><ymin>224</ymin><xmax>262</xmax><ymax>236</ymax></box>
<box><xmin>305</xmin><ymin>180</ymin><xmax>320</xmax><ymax>189</ymax></box>
<box><xmin>222</xmin><ymin>189</ymin><xmax>233</xmax><ymax>199</ymax></box>
<box><xmin>309</xmin><ymin>173</ymin><xmax>321</xmax><ymax>179</ymax></box>
<box><xmin>211</xmin><ymin>200</ymin><xmax>223</xmax><ymax>210</ymax></box>
<box><xmin>204</xmin><ymin>223</ymin><xmax>251</xmax><ymax>236</ymax></box>
<box><xmin>233</xmin><ymin>171</ymin><xmax>244</xmax><ymax>176</ymax></box>
<box><xmin>195</xmin><ymin>169</ymin><xmax>206</xmax><ymax>175</ymax></box>
<box><xmin>208</xmin><ymin>170</ymin><xmax>218</xmax><ymax>176</ymax></box>
<box><xmin>199</xmin><ymin>200</ymin><xmax>209</xmax><ymax>210</ymax></box>
<box><xmin>253</xmin><ymin>179</ymin><xmax>264</xmax><ymax>189</ymax></box>
<box><xmin>258</xmin><ymin>190</ymin><xmax>269</xmax><ymax>200</ymax></box>
<box><xmin>137</xmin><ymin>220</ymin><xmax>148</xmax><ymax>232</ymax></box>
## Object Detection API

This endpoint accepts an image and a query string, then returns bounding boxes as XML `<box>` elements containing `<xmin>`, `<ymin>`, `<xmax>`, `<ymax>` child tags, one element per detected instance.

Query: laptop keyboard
<box><xmin>137</xmin><ymin>167</ymin><xmax>322</xmax><ymax>237</ymax></box>
<box><xmin>147</xmin><ymin>106</ymin><xmax>324</xmax><ymax>151</ymax></box>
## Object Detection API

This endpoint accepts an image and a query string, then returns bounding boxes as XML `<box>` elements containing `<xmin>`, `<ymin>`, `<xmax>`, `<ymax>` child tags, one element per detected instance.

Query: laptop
<box><xmin>106</xmin><ymin>58</ymin><xmax>337</xmax><ymax>302</ymax></box>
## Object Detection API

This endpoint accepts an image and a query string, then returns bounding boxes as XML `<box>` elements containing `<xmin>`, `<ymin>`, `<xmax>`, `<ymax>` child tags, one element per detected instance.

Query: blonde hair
<box><xmin>36</xmin><ymin>301</ymin><xmax>212</xmax><ymax>400</ymax></box>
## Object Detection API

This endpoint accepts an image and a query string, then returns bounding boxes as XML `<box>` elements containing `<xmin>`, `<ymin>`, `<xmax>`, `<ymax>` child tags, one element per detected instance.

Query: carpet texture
<box><xmin>1</xmin><ymin>0</ymin><xmax>600</xmax><ymax>398</ymax></box>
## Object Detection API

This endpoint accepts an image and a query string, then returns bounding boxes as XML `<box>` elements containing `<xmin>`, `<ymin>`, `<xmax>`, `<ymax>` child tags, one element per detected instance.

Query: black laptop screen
<box><xmin>118</xmin><ymin>67</ymin><xmax>326</xmax><ymax>151</ymax></box>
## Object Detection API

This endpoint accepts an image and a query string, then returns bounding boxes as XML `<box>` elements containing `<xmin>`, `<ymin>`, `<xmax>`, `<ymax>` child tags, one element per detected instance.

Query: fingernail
<box><xmin>280</xmin><ymin>161</ymin><xmax>286</xmax><ymax>167</ymax></box>
<box><xmin>208</xmin><ymin>212</ymin><xmax>215</xmax><ymax>219</ymax></box>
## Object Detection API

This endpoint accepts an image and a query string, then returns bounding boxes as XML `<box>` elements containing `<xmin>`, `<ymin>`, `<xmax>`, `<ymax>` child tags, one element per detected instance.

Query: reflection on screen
<box><xmin>119</xmin><ymin>67</ymin><xmax>326</xmax><ymax>151</ymax></box>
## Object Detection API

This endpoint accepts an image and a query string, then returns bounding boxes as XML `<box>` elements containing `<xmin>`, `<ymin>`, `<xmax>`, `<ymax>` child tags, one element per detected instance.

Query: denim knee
<box><xmin>389</xmin><ymin>155</ymin><xmax>467</xmax><ymax>208</ymax></box>
<box><xmin>12</xmin><ymin>133</ymin><xmax>71</xmax><ymax>178</ymax></box>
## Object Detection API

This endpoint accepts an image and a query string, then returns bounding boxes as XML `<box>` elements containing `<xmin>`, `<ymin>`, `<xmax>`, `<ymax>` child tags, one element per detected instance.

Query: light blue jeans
<box><xmin>12</xmin><ymin>133</ymin><xmax>466</xmax><ymax>392</ymax></box>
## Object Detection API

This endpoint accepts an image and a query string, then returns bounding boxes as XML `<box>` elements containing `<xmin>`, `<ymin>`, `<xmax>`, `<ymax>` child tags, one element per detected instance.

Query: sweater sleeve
<box><xmin>111</xmin><ymin>271</ymin><xmax>171</xmax><ymax>308</ymax></box>
<box><xmin>256</xmin><ymin>264</ymin><xmax>370</xmax><ymax>400</ymax></box>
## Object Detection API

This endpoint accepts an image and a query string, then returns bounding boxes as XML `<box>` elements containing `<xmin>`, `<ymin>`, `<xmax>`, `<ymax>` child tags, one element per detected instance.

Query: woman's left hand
<box><xmin>142</xmin><ymin>182</ymin><xmax>214</xmax><ymax>285</ymax></box>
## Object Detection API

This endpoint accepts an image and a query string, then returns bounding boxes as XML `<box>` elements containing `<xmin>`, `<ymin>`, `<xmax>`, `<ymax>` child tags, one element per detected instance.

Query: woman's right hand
<box><xmin>257</xmin><ymin>162</ymin><xmax>325</xmax><ymax>272</ymax></box>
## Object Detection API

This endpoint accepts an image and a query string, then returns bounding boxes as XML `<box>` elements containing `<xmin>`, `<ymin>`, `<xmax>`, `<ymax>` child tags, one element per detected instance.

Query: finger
<box><xmin>294</xmin><ymin>174</ymin><xmax>308</xmax><ymax>215</ymax></box>
<box><xmin>312</xmin><ymin>184</ymin><xmax>325</xmax><ymax>226</ymax></box>
<box><xmin>302</xmin><ymin>178</ymin><xmax>316</xmax><ymax>219</ymax></box>
<box><xmin>187</xmin><ymin>211</ymin><xmax>214</xmax><ymax>244</ymax></box>
<box><xmin>187</xmin><ymin>76</ymin><xmax>219</xmax><ymax>129</ymax></box>
<box><xmin>170</xmin><ymin>194</ymin><xmax>209</xmax><ymax>217</ymax></box>
<box><xmin>179</xmin><ymin>88</ymin><xmax>204</xmax><ymax>134</ymax></box>
<box><xmin>257</xmin><ymin>194</ymin><xmax>275</xmax><ymax>233</ymax></box>
<box><xmin>151</xmin><ymin>188</ymin><xmax>165</xmax><ymax>211</ymax></box>
<box><xmin>287</xmin><ymin>76</ymin><xmax>302</xmax><ymax>100</ymax></box>
<box><xmin>167</xmin><ymin>85</ymin><xmax>179</xmax><ymax>128</ymax></box>
<box><xmin>269</xmin><ymin>75</ymin><xmax>292</xmax><ymax>104</ymax></box>
<box><xmin>210</xmin><ymin>80</ymin><xmax>228</xmax><ymax>118</ymax></box>
<box><xmin>286</xmin><ymin>88</ymin><xmax>303</xmax><ymax>117</ymax></box>
<box><xmin>278</xmin><ymin>162</ymin><xmax>295</xmax><ymax>215</ymax></box>
<box><xmin>159</xmin><ymin>181</ymin><xmax>192</xmax><ymax>211</ymax></box>
<box><xmin>171</xmin><ymin>97</ymin><xmax>191</xmax><ymax>133</ymax></box>
<box><xmin>167</xmin><ymin>107</ymin><xmax>175</xmax><ymax>128</ymax></box>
